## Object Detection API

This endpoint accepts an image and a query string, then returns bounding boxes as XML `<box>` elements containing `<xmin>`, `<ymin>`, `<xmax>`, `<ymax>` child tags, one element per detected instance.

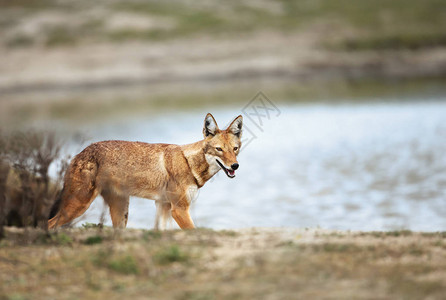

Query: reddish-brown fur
<box><xmin>48</xmin><ymin>113</ymin><xmax>242</xmax><ymax>230</ymax></box>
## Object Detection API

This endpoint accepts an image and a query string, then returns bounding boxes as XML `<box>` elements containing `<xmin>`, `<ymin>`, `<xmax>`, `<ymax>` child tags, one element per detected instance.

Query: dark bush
<box><xmin>0</xmin><ymin>130</ymin><xmax>70</xmax><ymax>236</ymax></box>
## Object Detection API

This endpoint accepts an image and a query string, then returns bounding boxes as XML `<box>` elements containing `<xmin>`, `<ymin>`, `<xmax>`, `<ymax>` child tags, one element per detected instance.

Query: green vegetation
<box><xmin>5</xmin><ymin>34</ymin><xmax>34</xmax><ymax>48</ymax></box>
<box><xmin>1</xmin><ymin>0</ymin><xmax>446</xmax><ymax>50</ymax></box>
<box><xmin>50</xmin><ymin>233</ymin><xmax>73</xmax><ymax>246</ymax></box>
<box><xmin>0</xmin><ymin>0</ymin><xmax>55</xmax><ymax>10</ymax></box>
<box><xmin>84</xmin><ymin>235</ymin><xmax>103</xmax><ymax>245</ymax></box>
<box><xmin>109</xmin><ymin>0</ymin><xmax>446</xmax><ymax>49</ymax></box>
<box><xmin>154</xmin><ymin>244</ymin><xmax>189</xmax><ymax>265</ymax></box>
<box><xmin>359</xmin><ymin>230</ymin><xmax>414</xmax><ymax>238</ymax></box>
<box><xmin>81</xmin><ymin>223</ymin><xmax>103</xmax><ymax>230</ymax></box>
<box><xmin>340</xmin><ymin>33</ymin><xmax>446</xmax><ymax>51</ymax></box>
<box><xmin>107</xmin><ymin>255</ymin><xmax>139</xmax><ymax>275</ymax></box>
<box><xmin>142</xmin><ymin>230</ymin><xmax>162</xmax><ymax>241</ymax></box>
<box><xmin>44</xmin><ymin>26</ymin><xmax>78</xmax><ymax>47</ymax></box>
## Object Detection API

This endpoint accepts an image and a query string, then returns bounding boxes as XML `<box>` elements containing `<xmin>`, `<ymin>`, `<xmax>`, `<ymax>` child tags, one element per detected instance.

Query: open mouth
<box><xmin>216</xmin><ymin>159</ymin><xmax>236</xmax><ymax>178</ymax></box>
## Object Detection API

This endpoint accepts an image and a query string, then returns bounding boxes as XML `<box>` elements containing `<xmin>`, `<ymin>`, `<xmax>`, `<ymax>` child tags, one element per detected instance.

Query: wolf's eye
<box><xmin>233</xmin><ymin>147</ymin><xmax>238</xmax><ymax>151</ymax></box>
<box><xmin>216</xmin><ymin>147</ymin><xmax>223</xmax><ymax>152</ymax></box>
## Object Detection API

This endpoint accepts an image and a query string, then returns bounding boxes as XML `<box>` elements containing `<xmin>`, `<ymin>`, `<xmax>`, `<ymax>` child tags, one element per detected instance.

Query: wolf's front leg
<box><xmin>171</xmin><ymin>205</ymin><xmax>195</xmax><ymax>229</ymax></box>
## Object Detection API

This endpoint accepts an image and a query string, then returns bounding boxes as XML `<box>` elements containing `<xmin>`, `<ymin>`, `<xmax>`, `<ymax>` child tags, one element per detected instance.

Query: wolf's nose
<box><xmin>231</xmin><ymin>163</ymin><xmax>239</xmax><ymax>170</ymax></box>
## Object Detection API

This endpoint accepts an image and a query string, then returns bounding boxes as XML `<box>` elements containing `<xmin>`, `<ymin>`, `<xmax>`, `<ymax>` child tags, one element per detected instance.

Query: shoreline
<box><xmin>2</xmin><ymin>39</ymin><xmax>446</xmax><ymax>97</ymax></box>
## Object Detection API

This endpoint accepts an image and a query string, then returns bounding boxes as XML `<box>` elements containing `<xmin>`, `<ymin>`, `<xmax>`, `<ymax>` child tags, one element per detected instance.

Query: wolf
<box><xmin>48</xmin><ymin>113</ymin><xmax>243</xmax><ymax>230</ymax></box>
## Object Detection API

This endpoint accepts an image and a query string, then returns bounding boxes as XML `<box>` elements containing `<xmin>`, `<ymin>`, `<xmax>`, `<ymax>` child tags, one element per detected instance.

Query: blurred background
<box><xmin>1</xmin><ymin>0</ymin><xmax>446</xmax><ymax>231</ymax></box>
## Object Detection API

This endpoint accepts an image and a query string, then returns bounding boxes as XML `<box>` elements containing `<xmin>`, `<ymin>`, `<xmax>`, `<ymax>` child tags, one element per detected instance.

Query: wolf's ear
<box><xmin>203</xmin><ymin>113</ymin><xmax>219</xmax><ymax>138</ymax></box>
<box><xmin>227</xmin><ymin>115</ymin><xmax>243</xmax><ymax>138</ymax></box>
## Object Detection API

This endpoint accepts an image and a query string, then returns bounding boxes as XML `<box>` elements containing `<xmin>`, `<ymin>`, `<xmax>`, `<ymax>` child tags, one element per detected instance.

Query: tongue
<box><xmin>228</xmin><ymin>170</ymin><xmax>235</xmax><ymax>176</ymax></box>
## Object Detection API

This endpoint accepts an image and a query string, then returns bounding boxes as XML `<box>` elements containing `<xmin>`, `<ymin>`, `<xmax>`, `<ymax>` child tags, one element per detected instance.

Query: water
<box><xmin>78</xmin><ymin>99</ymin><xmax>446</xmax><ymax>231</ymax></box>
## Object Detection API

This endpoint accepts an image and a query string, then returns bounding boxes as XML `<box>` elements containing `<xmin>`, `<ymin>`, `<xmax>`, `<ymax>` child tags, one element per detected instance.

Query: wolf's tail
<box><xmin>48</xmin><ymin>144</ymin><xmax>100</xmax><ymax>229</ymax></box>
<box><xmin>48</xmin><ymin>187</ymin><xmax>64</xmax><ymax>220</ymax></box>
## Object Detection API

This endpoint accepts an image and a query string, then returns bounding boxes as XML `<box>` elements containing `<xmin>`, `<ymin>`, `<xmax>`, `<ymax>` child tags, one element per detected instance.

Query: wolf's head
<box><xmin>202</xmin><ymin>113</ymin><xmax>243</xmax><ymax>178</ymax></box>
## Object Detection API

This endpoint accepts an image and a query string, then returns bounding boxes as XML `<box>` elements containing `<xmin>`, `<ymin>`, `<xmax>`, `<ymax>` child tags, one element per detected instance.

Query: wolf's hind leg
<box><xmin>48</xmin><ymin>188</ymin><xmax>99</xmax><ymax>229</ymax></box>
<box><xmin>102</xmin><ymin>190</ymin><xmax>129</xmax><ymax>229</ymax></box>
<box><xmin>154</xmin><ymin>201</ymin><xmax>172</xmax><ymax>230</ymax></box>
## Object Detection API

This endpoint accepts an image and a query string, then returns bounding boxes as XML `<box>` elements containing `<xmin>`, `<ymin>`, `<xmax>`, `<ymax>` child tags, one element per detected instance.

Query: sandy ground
<box><xmin>2</xmin><ymin>31</ymin><xmax>446</xmax><ymax>97</ymax></box>
<box><xmin>1</xmin><ymin>227</ymin><xmax>445</xmax><ymax>299</ymax></box>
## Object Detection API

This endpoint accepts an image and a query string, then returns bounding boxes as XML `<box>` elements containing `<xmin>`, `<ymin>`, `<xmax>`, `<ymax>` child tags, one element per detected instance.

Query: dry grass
<box><xmin>0</xmin><ymin>227</ymin><xmax>445</xmax><ymax>299</ymax></box>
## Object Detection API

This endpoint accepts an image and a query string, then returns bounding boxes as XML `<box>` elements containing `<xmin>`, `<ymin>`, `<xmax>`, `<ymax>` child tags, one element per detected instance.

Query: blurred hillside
<box><xmin>1</xmin><ymin>0</ymin><xmax>446</xmax><ymax>125</ymax></box>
